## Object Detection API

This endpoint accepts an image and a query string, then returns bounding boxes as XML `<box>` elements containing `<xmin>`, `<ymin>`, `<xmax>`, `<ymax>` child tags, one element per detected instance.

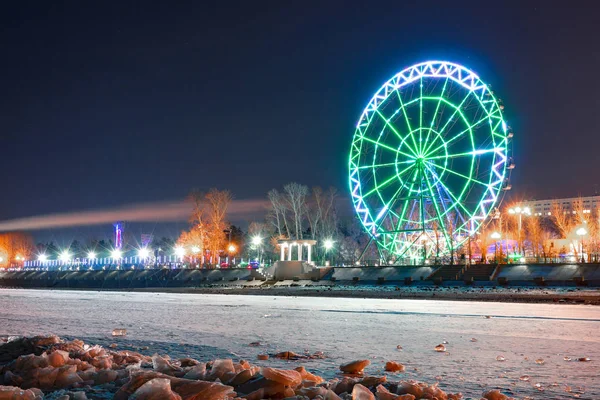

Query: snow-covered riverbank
<box><xmin>1</xmin><ymin>289</ymin><xmax>598</xmax><ymax>398</ymax></box>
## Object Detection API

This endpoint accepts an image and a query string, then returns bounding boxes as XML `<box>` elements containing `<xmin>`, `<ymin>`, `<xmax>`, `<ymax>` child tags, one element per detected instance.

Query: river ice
<box><xmin>1</xmin><ymin>289</ymin><xmax>598</xmax><ymax>399</ymax></box>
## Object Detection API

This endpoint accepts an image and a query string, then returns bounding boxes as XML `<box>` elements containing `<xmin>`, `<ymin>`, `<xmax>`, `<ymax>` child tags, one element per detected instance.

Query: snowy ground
<box><xmin>1</xmin><ymin>289</ymin><xmax>598</xmax><ymax>399</ymax></box>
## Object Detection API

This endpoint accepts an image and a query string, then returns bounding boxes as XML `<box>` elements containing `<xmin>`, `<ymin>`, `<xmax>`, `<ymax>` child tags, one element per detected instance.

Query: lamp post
<box><xmin>576</xmin><ymin>227</ymin><xmax>587</xmax><ymax>263</ymax></box>
<box><xmin>324</xmin><ymin>239</ymin><xmax>334</xmax><ymax>266</ymax></box>
<box><xmin>508</xmin><ymin>206</ymin><xmax>531</xmax><ymax>257</ymax></box>
<box><xmin>227</xmin><ymin>244</ymin><xmax>237</xmax><ymax>266</ymax></box>
<box><xmin>491</xmin><ymin>231</ymin><xmax>501</xmax><ymax>263</ymax></box>
<box><xmin>251</xmin><ymin>236</ymin><xmax>262</xmax><ymax>264</ymax></box>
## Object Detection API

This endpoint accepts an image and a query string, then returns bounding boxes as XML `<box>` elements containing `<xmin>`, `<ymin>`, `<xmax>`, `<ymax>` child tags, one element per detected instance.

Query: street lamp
<box><xmin>491</xmin><ymin>231</ymin><xmax>501</xmax><ymax>263</ymax></box>
<box><xmin>38</xmin><ymin>254</ymin><xmax>48</xmax><ymax>262</ymax></box>
<box><xmin>174</xmin><ymin>246</ymin><xmax>185</xmax><ymax>262</ymax></box>
<box><xmin>576</xmin><ymin>227</ymin><xmax>587</xmax><ymax>263</ymax></box>
<box><xmin>251</xmin><ymin>236</ymin><xmax>262</xmax><ymax>263</ymax></box>
<box><xmin>324</xmin><ymin>239</ymin><xmax>334</xmax><ymax>266</ymax></box>
<box><xmin>59</xmin><ymin>251</ymin><xmax>71</xmax><ymax>264</ymax></box>
<box><xmin>138</xmin><ymin>248</ymin><xmax>150</xmax><ymax>260</ymax></box>
<box><xmin>508</xmin><ymin>206</ymin><xmax>531</xmax><ymax>256</ymax></box>
<box><xmin>111</xmin><ymin>249</ymin><xmax>122</xmax><ymax>260</ymax></box>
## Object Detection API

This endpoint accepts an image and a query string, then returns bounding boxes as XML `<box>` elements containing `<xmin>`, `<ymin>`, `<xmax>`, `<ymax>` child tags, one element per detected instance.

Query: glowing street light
<box><xmin>38</xmin><ymin>254</ymin><xmax>48</xmax><ymax>262</ymax></box>
<box><xmin>59</xmin><ymin>251</ymin><xmax>71</xmax><ymax>263</ymax></box>
<box><xmin>87</xmin><ymin>252</ymin><xmax>96</xmax><ymax>260</ymax></box>
<box><xmin>191</xmin><ymin>246</ymin><xmax>201</xmax><ymax>254</ymax></box>
<box><xmin>250</xmin><ymin>236</ymin><xmax>262</xmax><ymax>263</ymax></box>
<box><xmin>576</xmin><ymin>227</ymin><xmax>587</xmax><ymax>263</ymax></box>
<box><xmin>174</xmin><ymin>246</ymin><xmax>186</xmax><ymax>258</ymax></box>
<box><xmin>490</xmin><ymin>232</ymin><xmax>501</xmax><ymax>262</ymax></box>
<box><xmin>227</xmin><ymin>244</ymin><xmax>237</xmax><ymax>254</ymax></box>
<box><xmin>508</xmin><ymin>206</ymin><xmax>531</xmax><ymax>255</ymax></box>
<box><xmin>138</xmin><ymin>248</ymin><xmax>150</xmax><ymax>259</ymax></box>
<box><xmin>324</xmin><ymin>239</ymin><xmax>334</xmax><ymax>250</ymax></box>
<box><xmin>111</xmin><ymin>249</ymin><xmax>122</xmax><ymax>260</ymax></box>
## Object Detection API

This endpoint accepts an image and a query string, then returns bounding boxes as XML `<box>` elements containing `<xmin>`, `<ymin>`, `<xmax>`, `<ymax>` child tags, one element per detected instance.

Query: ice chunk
<box><xmin>352</xmin><ymin>383</ymin><xmax>375</xmax><ymax>400</ymax></box>
<box><xmin>261</xmin><ymin>366</ymin><xmax>302</xmax><ymax>387</ymax></box>
<box><xmin>340</xmin><ymin>360</ymin><xmax>370</xmax><ymax>374</ymax></box>
<box><xmin>482</xmin><ymin>389</ymin><xmax>509</xmax><ymax>399</ymax></box>
<box><xmin>384</xmin><ymin>361</ymin><xmax>405</xmax><ymax>373</ymax></box>
<box><xmin>112</xmin><ymin>329</ymin><xmax>127</xmax><ymax>337</ymax></box>
<box><xmin>130</xmin><ymin>378</ymin><xmax>182</xmax><ymax>400</ymax></box>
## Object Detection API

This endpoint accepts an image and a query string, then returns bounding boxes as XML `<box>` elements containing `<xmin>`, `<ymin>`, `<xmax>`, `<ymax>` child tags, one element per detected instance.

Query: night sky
<box><xmin>1</xmin><ymin>1</ymin><xmax>599</xmax><ymax>241</ymax></box>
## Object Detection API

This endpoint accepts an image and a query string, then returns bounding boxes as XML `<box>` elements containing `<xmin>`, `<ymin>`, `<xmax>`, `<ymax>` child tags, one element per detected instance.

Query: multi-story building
<box><xmin>522</xmin><ymin>196</ymin><xmax>600</xmax><ymax>217</ymax></box>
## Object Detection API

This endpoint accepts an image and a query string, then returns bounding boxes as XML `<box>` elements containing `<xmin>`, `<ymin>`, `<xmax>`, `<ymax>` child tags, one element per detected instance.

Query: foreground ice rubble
<box><xmin>0</xmin><ymin>335</ymin><xmax>534</xmax><ymax>399</ymax></box>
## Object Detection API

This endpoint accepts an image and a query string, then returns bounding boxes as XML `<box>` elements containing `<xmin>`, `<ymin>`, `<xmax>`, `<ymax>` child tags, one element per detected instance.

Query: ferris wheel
<box><xmin>349</xmin><ymin>61</ymin><xmax>512</xmax><ymax>262</ymax></box>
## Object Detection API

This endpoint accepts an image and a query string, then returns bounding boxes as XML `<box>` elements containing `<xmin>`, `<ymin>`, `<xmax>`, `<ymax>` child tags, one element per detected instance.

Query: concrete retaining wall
<box><xmin>331</xmin><ymin>266</ymin><xmax>436</xmax><ymax>282</ymax></box>
<box><xmin>2</xmin><ymin>264</ymin><xmax>600</xmax><ymax>289</ymax></box>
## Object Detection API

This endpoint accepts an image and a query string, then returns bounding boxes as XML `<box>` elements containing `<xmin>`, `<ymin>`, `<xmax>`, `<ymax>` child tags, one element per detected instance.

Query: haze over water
<box><xmin>1</xmin><ymin>290</ymin><xmax>598</xmax><ymax>399</ymax></box>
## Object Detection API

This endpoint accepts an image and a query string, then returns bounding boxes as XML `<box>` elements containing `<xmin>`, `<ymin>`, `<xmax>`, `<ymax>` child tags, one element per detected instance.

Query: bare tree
<box><xmin>525</xmin><ymin>216</ymin><xmax>544</xmax><ymax>259</ymax></box>
<box><xmin>283</xmin><ymin>183</ymin><xmax>309</xmax><ymax>240</ymax></box>
<box><xmin>0</xmin><ymin>232</ymin><xmax>35</xmax><ymax>267</ymax></box>
<box><xmin>205</xmin><ymin>189</ymin><xmax>232</xmax><ymax>264</ymax></box>
<box><xmin>550</xmin><ymin>202</ymin><xmax>575</xmax><ymax>238</ymax></box>
<box><xmin>267</xmin><ymin>189</ymin><xmax>290</xmax><ymax>238</ymax></box>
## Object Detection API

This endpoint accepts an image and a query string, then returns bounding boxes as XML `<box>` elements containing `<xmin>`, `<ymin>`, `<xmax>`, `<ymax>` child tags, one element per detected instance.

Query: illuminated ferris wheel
<box><xmin>349</xmin><ymin>61</ymin><xmax>513</xmax><ymax>262</ymax></box>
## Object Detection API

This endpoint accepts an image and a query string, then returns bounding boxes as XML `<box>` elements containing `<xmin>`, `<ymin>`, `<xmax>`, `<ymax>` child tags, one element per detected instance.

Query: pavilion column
<box><xmin>287</xmin><ymin>245</ymin><xmax>292</xmax><ymax>261</ymax></box>
<box><xmin>297</xmin><ymin>244</ymin><xmax>302</xmax><ymax>261</ymax></box>
<box><xmin>280</xmin><ymin>245</ymin><xmax>285</xmax><ymax>261</ymax></box>
<box><xmin>307</xmin><ymin>244</ymin><xmax>312</xmax><ymax>264</ymax></box>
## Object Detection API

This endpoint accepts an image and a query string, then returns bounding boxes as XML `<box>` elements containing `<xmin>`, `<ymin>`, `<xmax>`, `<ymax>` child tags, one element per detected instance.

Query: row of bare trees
<box><xmin>267</xmin><ymin>183</ymin><xmax>339</xmax><ymax>242</ymax></box>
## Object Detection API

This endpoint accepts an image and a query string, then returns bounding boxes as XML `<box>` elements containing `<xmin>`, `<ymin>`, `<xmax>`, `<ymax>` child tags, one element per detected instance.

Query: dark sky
<box><xmin>1</xmin><ymin>1</ymin><xmax>599</xmax><ymax>241</ymax></box>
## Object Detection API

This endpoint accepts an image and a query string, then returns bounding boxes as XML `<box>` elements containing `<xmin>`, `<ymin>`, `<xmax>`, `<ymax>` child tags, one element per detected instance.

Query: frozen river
<box><xmin>1</xmin><ymin>289</ymin><xmax>598</xmax><ymax>399</ymax></box>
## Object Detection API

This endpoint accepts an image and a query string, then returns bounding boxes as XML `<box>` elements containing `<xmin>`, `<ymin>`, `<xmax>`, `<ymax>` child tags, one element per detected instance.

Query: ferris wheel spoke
<box><xmin>424</xmin><ymin>167</ymin><xmax>474</xmax><ymax>224</ymax></box>
<box><xmin>374</xmin><ymin>110</ymin><xmax>418</xmax><ymax>156</ymax></box>
<box><xmin>362</xmin><ymin>163</ymin><xmax>414</xmax><ymax>199</ymax></box>
<box><xmin>425</xmin><ymin>146</ymin><xmax>501</xmax><ymax>161</ymax></box>
<box><xmin>357</xmin><ymin>160</ymin><xmax>413</xmax><ymax>170</ymax></box>
<box><xmin>422</xmin><ymin>79</ymin><xmax>450</xmax><ymax>157</ymax></box>
<box><xmin>421</xmin><ymin>89</ymin><xmax>474</xmax><ymax>156</ymax></box>
<box><xmin>393</xmin><ymin>87</ymin><xmax>420</xmax><ymax>153</ymax></box>
<box><xmin>421</xmin><ymin>169</ymin><xmax>454</xmax><ymax>252</ymax></box>
<box><xmin>358</xmin><ymin>136</ymin><xmax>415</xmax><ymax>160</ymax></box>
<box><xmin>426</xmin><ymin>160</ymin><xmax>490</xmax><ymax>189</ymax></box>
<box><xmin>423</xmin><ymin>112</ymin><xmax>493</xmax><ymax>158</ymax></box>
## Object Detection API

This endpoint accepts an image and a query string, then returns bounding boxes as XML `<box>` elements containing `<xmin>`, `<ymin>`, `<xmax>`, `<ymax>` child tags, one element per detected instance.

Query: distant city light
<box><xmin>59</xmin><ymin>251</ymin><xmax>71</xmax><ymax>262</ymax></box>
<box><xmin>38</xmin><ymin>254</ymin><xmax>48</xmax><ymax>262</ymax></box>
<box><xmin>138</xmin><ymin>248</ymin><xmax>150</xmax><ymax>259</ymax></box>
<box><xmin>111</xmin><ymin>249</ymin><xmax>122</xmax><ymax>259</ymax></box>
<box><xmin>87</xmin><ymin>252</ymin><xmax>96</xmax><ymax>259</ymax></box>
<box><xmin>174</xmin><ymin>247</ymin><xmax>185</xmax><ymax>257</ymax></box>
